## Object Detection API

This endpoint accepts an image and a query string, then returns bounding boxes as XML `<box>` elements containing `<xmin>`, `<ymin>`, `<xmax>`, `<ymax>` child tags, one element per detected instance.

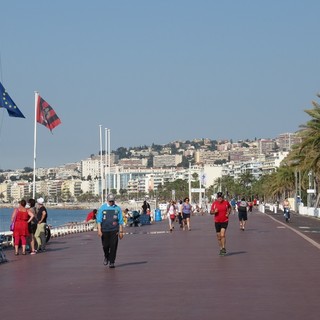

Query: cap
<box><xmin>37</xmin><ymin>197</ymin><xmax>44</xmax><ymax>204</ymax></box>
<box><xmin>107</xmin><ymin>194</ymin><xmax>115</xmax><ymax>202</ymax></box>
<box><xmin>217</xmin><ymin>192</ymin><xmax>223</xmax><ymax>198</ymax></box>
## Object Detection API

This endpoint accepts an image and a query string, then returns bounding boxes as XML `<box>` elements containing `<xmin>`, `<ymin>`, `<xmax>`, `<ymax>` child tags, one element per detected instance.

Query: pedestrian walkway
<box><xmin>1</xmin><ymin>210</ymin><xmax>320</xmax><ymax>320</ymax></box>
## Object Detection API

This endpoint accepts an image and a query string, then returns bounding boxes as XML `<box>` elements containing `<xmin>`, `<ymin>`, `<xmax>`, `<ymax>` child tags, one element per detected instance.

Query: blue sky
<box><xmin>0</xmin><ymin>0</ymin><xmax>319</xmax><ymax>169</ymax></box>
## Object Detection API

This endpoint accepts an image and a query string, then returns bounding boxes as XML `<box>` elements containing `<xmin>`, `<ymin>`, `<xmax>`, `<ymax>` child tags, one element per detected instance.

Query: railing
<box><xmin>0</xmin><ymin>221</ymin><xmax>97</xmax><ymax>247</ymax></box>
<box><xmin>50</xmin><ymin>221</ymin><xmax>97</xmax><ymax>237</ymax></box>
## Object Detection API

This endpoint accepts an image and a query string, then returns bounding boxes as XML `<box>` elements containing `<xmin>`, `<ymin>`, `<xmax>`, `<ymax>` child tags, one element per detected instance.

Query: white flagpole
<box><xmin>104</xmin><ymin>128</ymin><xmax>109</xmax><ymax>195</ymax></box>
<box><xmin>32</xmin><ymin>92</ymin><xmax>39</xmax><ymax>199</ymax></box>
<box><xmin>108</xmin><ymin>128</ymin><xmax>111</xmax><ymax>193</ymax></box>
<box><xmin>99</xmin><ymin>125</ymin><xmax>103</xmax><ymax>205</ymax></box>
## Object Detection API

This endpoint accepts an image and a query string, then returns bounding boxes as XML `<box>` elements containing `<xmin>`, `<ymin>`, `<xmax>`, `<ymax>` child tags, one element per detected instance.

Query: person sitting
<box><xmin>86</xmin><ymin>209</ymin><xmax>97</xmax><ymax>222</ymax></box>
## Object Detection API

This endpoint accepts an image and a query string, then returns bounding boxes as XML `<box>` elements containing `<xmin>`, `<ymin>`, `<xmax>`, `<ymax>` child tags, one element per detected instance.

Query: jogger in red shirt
<box><xmin>210</xmin><ymin>192</ymin><xmax>231</xmax><ymax>256</ymax></box>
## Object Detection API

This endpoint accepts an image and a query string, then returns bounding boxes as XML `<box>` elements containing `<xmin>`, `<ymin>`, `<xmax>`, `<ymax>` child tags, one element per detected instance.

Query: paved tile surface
<box><xmin>1</xmin><ymin>210</ymin><xmax>320</xmax><ymax>320</ymax></box>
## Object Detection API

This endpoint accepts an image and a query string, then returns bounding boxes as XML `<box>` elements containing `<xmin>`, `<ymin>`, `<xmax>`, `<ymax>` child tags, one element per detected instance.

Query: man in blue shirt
<box><xmin>96</xmin><ymin>194</ymin><xmax>124</xmax><ymax>268</ymax></box>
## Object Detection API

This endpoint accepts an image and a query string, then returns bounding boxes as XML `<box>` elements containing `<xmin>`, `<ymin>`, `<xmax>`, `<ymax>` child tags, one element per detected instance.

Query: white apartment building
<box><xmin>153</xmin><ymin>154</ymin><xmax>183</xmax><ymax>168</ymax></box>
<box><xmin>81</xmin><ymin>158</ymin><xmax>102</xmax><ymax>180</ymax></box>
<box><xmin>221</xmin><ymin>151</ymin><xmax>288</xmax><ymax>181</ymax></box>
<box><xmin>118</xmin><ymin>158</ymin><xmax>148</xmax><ymax>168</ymax></box>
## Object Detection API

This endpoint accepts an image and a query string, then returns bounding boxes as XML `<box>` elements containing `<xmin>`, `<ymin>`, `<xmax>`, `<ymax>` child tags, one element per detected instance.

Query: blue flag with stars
<box><xmin>0</xmin><ymin>81</ymin><xmax>25</xmax><ymax>118</ymax></box>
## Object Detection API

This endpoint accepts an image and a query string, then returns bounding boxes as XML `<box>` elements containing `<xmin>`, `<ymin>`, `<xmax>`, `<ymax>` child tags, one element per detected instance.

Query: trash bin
<box><xmin>155</xmin><ymin>209</ymin><xmax>162</xmax><ymax>222</ymax></box>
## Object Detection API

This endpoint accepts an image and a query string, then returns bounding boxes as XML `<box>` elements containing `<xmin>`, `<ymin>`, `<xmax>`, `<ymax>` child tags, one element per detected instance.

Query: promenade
<box><xmin>1</xmin><ymin>208</ymin><xmax>320</xmax><ymax>320</ymax></box>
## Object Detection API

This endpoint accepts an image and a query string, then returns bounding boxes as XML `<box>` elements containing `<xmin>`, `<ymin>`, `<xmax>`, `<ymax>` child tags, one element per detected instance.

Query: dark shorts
<box><xmin>182</xmin><ymin>213</ymin><xmax>190</xmax><ymax>219</ymax></box>
<box><xmin>238</xmin><ymin>212</ymin><xmax>248</xmax><ymax>221</ymax></box>
<box><xmin>215</xmin><ymin>222</ymin><xmax>228</xmax><ymax>233</ymax></box>
<box><xmin>28</xmin><ymin>223</ymin><xmax>37</xmax><ymax>234</ymax></box>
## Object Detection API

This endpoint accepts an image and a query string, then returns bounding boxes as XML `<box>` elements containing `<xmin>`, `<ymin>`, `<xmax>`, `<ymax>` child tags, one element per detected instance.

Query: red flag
<box><xmin>36</xmin><ymin>95</ymin><xmax>61</xmax><ymax>132</ymax></box>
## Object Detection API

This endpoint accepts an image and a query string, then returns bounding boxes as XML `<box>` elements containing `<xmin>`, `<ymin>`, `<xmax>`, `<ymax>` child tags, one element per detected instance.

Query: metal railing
<box><xmin>0</xmin><ymin>221</ymin><xmax>97</xmax><ymax>248</ymax></box>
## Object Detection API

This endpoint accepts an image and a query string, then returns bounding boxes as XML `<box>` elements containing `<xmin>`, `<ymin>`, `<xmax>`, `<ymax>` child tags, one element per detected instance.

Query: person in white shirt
<box><xmin>166</xmin><ymin>200</ymin><xmax>177</xmax><ymax>232</ymax></box>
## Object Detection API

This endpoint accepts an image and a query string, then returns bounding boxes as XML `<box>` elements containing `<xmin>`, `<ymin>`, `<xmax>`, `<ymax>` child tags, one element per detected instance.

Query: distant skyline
<box><xmin>0</xmin><ymin>0</ymin><xmax>318</xmax><ymax>169</ymax></box>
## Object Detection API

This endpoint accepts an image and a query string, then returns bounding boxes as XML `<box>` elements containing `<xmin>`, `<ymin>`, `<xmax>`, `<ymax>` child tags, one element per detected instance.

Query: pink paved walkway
<box><xmin>1</xmin><ymin>210</ymin><xmax>320</xmax><ymax>320</ymax></box>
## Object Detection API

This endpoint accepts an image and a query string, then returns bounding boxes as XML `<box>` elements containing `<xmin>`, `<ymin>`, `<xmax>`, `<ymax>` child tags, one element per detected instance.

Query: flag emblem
<box><xmin>0</xmin><ymin>82</ymin><xmax>25</xmax><ymax>118</ymax></box>
<box><xmin>36</xmin><ymin>95</ymin><xmax>61</xmax><ymax>132</ymax></box>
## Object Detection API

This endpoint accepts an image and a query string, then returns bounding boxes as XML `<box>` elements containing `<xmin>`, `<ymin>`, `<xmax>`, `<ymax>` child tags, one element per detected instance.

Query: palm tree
<box><xmin>288</xmin><ymin>95</ymin><xmax>320</xmax><ymax>206</ymax></box>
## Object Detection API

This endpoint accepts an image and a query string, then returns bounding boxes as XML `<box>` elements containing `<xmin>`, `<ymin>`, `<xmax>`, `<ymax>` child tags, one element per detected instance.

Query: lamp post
<box><xmin>188</xmin><ymin>160</ymin><xmax>192</xmax><ymax>204</ymax></box>
<box><xmin>308</xmin><ymin>171</ymin><xmax>312</xmax><ymax>208</ymax></box>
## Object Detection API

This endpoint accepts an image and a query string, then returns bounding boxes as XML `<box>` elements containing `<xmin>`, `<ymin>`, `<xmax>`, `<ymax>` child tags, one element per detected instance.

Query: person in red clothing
<box><xmin>11</xmin><ymin>199</ymin><xmax>35</xmax><ymax>255</ymax></box>
<box><xmin>86</xmin><ymin>209</ymin><xmax>97</xmax><ymax>222</ymax></box>
<box><xmin>210</xmin><ymin>192</ymin><xmax>231</xmax><ymax>256</ymax></box>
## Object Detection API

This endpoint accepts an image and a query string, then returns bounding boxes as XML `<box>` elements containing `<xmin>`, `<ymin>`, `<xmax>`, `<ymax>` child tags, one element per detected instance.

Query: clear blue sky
<box><xmin>0</xmin><ymin>0</ymin><xmax>319</xmax><ymax>169</ymax></box>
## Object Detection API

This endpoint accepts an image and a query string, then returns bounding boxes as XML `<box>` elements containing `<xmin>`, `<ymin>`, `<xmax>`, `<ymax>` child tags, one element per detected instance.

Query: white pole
<box><xmin>99</xmin><ymin>125</ymin><xmax>103</xmax><ymax>204</ymax></box>
<box><xmin>105</xmin><ymin>128</ymin><xmax>108</xmax><ymax>196</ymax></box>
<box><xmin>32</xmin><ymin>92</ymin><xmax>39</xmax><ymax>199</ymax></box>
<box><xmin>199</xmin><ymin>173</ymin><xmax>201</xmax><ymax>207</ymax></box>
<box><xmin>108</xmin><ymin>128</ymin><xmax>111</xmax><ymax>194</ymax></box>
<box><xmin>188</xmin><ymin>161</ymin><xmax>192</xmax><ymax>204</ymax></box>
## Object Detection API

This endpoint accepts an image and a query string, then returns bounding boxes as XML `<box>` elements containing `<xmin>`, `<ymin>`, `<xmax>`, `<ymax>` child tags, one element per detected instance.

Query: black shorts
<box><xmin>28</xmin><ymin>223</ymin><xmax>37</xmax><ymax>234</ymax></box>
<box><xmin>238</xmin><ymin>212</ymin><xmax>248</xmax><ymax>221</ymax></box>
<box><xmin>215</xmin><ymin>222</ymin><xmax>228</xmax><ymax>233</ymax></box>
<box><xmin>182</xmin><ymin>213</ymin><xmax>190</xmax><ymax>219</ymax></box>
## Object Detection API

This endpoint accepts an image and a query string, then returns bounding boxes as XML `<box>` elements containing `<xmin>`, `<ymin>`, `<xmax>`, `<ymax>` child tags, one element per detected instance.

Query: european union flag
<box><xmin>0</xmin><ymin>81</ymin><xmax>25</xmax><ymax>118</ymax></box>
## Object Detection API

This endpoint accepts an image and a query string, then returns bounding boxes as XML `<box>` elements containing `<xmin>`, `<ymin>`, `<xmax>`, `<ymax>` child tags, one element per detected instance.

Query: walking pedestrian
<box><xmin>34</xmin><ymin>197</ymin><xmax>48</xmax><ymax>252</ymax></box>
<box><xmin>97</xmin><ymin>194</ymin><xmax>124</xmax><ymax>269</ymax></box>
<box><xmin>283</xmin><ymin>197</ymin><xmax>291</xmax><ymax>222</ymax></box>
<box><xmin>166</xmin><ymin>200</ymin><xmax>177</xmax><ymax>232</ymax></box>
<box><xmin>177</xmin><ymin>200</ymin><xmax>183</xmax><ymax>228</ymax></box>
<box><xmin>181</xmin><ymin>197</ymin><xmax>193</xmax><ymax>231</ymax></box>
<box><xmin>210</xmin><ymin>192</ymin><xmax>231</xmax><ymax>256</ymax></box>
<box><xmin>230</xmin><ymin>198</ymin><xmax>237</xmax><ymax>214</ymax></box>
<box><xmin>237</xmin><ymin>198</ymin><xmax>248</xmax><ymax>231</ymax></box>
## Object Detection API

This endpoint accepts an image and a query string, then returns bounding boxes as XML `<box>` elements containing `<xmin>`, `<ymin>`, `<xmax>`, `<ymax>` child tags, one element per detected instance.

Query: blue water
<box><xmin>0</xmin><ymin>208</ymin><xmax>90</xmax><ymax>232</ymax></box>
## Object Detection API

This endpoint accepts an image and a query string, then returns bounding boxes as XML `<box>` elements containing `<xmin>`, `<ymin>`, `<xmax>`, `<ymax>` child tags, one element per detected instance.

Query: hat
<box><xmin>37</xmin><ymin>197</ymin><xmax>44</xmax><ymax>204</ymax></box>
<box><xmin>217</xmin><ymin>192</ymin><xmax>223</xmax><ymax>198</ymax></box>
<box><xmin>107</xmin><ymin>194</ymin><xmax>115</xmax><ymax>202</ymax></box>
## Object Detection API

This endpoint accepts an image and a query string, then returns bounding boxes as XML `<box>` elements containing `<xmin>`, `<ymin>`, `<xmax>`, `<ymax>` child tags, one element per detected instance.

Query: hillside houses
<box><xmin>0</xmin><ymin>133</ymin><xmax>300</xmax><ymax>203</ymax></box>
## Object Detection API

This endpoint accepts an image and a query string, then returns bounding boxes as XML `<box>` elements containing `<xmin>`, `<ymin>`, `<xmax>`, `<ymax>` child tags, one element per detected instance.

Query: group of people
<box><xmin>166</xmin><ymin>198</ymin><xmax>193</xmax><ymax>231</ymax></box>
<box><xmin>95</xmin><ymin>192</ymin><xmax>237</xmax><ymax>267</ymax></box>
<box><xmin>162</xmin><ymin>194</ymin><xmax>252</xmax><ymax>256</ymax></box>
<box><xmin>11</xmin><ymin>197</ymin><xmax>48</xmax><ymax>255</ymax></box>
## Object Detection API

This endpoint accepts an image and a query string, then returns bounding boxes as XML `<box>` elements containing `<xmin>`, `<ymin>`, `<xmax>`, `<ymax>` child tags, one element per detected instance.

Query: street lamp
<box><xmin>188</xmin><ymin>160</ymin><xmax>192</xmax><ymax>204</ymax></box>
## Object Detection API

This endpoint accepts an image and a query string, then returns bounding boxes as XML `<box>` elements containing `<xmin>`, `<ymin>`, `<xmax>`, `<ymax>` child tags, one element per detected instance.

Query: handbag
<box><xmin>10</xmin><ymin>209</ymin><xmax>17</xmax><ymax>232</ymax></box>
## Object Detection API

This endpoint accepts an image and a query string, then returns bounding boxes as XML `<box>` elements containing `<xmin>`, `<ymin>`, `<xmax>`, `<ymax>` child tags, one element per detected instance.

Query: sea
<box><xmin>0</xmin><ymin>208</ymin><xmax>90</xmax><ymax>233</ymax></box>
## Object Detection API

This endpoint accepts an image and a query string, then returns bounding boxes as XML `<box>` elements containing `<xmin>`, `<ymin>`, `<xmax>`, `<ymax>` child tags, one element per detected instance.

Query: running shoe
<box><xmin>109</xmin><ymin>262</ymin><xmax>115</xmax><ymax>268</ymax></box>
<box><xmin>103</xmin><ymin>258</ymin><xmax>109</xmax><ymax>266</ymax></box>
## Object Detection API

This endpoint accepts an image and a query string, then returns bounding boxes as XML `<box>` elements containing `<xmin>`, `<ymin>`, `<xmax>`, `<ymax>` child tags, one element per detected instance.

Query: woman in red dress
<box><xmin>11</xmin><ymin>199</ymin><xmax>35</xmax><ymax>255</ymax></box>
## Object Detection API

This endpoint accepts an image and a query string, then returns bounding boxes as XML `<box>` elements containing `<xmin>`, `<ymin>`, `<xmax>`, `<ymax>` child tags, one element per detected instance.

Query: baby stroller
<box><xmin>127</xmin><ymin>210</ymin><xmax>141</xmax><ymax>227</ymax></box>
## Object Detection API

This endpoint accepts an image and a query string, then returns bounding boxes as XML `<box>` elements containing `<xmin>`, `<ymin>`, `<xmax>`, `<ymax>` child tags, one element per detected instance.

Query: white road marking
<box><xmin>267</xmin><ymin>215</ymin><xmax>320</xmax><ymax>250</ymax></box>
